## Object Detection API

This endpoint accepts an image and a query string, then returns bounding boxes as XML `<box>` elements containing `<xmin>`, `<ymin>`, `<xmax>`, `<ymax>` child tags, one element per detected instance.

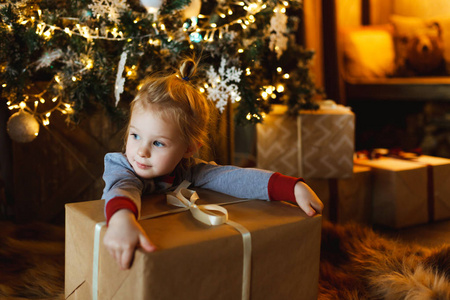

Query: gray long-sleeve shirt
<box><xmin>102</xmin><ymin>153</ymin><xmax>274</xmax><ymax>217</ymax></box>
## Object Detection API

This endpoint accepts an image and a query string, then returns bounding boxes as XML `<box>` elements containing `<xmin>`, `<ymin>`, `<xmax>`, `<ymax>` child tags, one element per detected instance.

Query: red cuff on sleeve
<box><xmin>268</xmin><ymin>172</ymin><xmax>305</xmax><ymax>203</ymax></box>
<box><xmin>105</xmin><ymin>197</ymin><xmax>138</xmax><ymax>225</ymax></box>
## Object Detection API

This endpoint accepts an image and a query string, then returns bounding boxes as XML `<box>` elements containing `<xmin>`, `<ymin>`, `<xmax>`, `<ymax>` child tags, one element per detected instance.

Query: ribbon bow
<box><xmin>166</xmin><ymin>181</ymin><xmax>229</xmax><ymax>226</ymax></box>
<box><xmin>356</xmin><ymin>148</ymin><xmax>422</xmax><ymax>161</ymax></box>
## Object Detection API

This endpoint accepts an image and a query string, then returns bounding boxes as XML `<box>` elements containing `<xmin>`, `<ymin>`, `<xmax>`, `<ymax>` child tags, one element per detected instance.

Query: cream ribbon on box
<box><xmin>93</xmin><ymin>180</ymin><xmax>252</xmax><ymax>300</ymax></box>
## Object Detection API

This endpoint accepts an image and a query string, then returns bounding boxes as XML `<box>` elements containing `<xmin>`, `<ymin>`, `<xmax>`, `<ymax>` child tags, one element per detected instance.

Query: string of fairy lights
<box><xmin>2</xmin><ymin>0</ymin><xmax>309</xmax><ymax>142</ymax></box>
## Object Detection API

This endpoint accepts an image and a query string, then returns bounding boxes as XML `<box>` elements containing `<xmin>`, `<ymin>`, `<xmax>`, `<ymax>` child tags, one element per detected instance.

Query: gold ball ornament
<box><xmin>7</xmin><ymin>110</ymin><xmax>40</xmax><ymax>143</ymax></box>
<box><xmin>182</xmin><ymin>0</ymin><xmax>201</xmax><ymax>19</ymax></box>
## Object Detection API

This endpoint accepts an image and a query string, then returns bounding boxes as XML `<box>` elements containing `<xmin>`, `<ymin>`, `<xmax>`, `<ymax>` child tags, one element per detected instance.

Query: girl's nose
<box><xmin>137</xmin><ymin>146</ymin><xmax>150</xmax><ymax>158</ymax></box>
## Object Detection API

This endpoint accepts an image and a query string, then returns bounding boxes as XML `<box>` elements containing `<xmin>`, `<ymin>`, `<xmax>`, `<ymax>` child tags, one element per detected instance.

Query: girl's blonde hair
<box><xmin>129</xmin><ymin>58</ymin><xmax>211</xmax><ymax>151</ymax></box>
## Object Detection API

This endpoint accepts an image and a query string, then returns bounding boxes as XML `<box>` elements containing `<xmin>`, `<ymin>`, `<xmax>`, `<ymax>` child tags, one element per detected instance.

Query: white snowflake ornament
<box><xmin>206</xmin><ymin>57</ymin><xmax>243</xmax><ymax>113</ymax></box>
<box><xmin>269</xmin><ymin>6</ymin><xmax>289</xmax><ymax>59</ymax></box>
<box><xmin>88</xmin><ymin>0</ymin><xmax>129</xmax><ymax>23</ymax></box>
<box><xmin>35</xmin><ymin>49</ymin><xmax>63</xmax><ymax>70</ymax></box>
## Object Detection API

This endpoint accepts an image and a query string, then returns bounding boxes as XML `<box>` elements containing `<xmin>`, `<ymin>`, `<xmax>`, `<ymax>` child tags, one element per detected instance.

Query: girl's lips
<box><xmin>136</xmin><ymin>161</ymin><xmax>151</xmax><ymax>169</ymax></box>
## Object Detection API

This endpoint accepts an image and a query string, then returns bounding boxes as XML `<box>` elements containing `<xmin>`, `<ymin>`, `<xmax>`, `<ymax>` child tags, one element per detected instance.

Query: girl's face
<box><xmin>125</xmin><ymin>107</ymin><xmax>194</xmax><ymax>179</ymax></box>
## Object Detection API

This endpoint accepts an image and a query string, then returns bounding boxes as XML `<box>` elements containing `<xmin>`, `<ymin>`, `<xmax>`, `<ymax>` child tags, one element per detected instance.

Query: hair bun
<box><xmin>179</xmin><ymin>59</ymin><xmax>196</xmax><ymax>81</ymax></box>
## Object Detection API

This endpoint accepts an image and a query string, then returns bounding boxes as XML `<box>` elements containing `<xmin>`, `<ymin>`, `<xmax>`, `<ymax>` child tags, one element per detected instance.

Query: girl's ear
<box><xmin>183</xmin><ymin>142</ymin><xmax>202</xmax><ymax>158</ymax></box>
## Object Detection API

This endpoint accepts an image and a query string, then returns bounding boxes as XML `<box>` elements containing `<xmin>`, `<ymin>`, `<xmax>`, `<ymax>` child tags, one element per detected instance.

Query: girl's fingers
<box><xmin>298</xmin><ymin>202</ymin><xmax>316</xmax><ymax>217</ymax></box>
<box><xmin>139</xmin><ymin>234</ymin><xmax>157</xmax><ymax>252</ymax></box>
<box><xmin>312</xmin><ymin>200</ymin><xmax>324</xmax><ymax>214</ymax></box>
<box><xmin>120</xmin><ymin>248</ymin><xmax>134</xmax><ymax>270</ymax></box>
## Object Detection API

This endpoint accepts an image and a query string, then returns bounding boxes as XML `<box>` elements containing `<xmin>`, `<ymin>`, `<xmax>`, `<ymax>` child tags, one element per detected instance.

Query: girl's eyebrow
<box><xmin>129</xmin><ymin>125</ymin><xmax>174</xmax><ymax>141</ymax></box>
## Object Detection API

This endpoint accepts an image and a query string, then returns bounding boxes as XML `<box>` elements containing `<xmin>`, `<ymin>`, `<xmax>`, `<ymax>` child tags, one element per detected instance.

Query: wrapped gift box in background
<box><xmin>65</xmin><ymin>189</ymin><xmax>322</xmax><ymax>300</ymax></box>
<box><xmin>413</xmin><ymin>155</ymin><xmax>450</xmax><ymax>222</ymax></box>
<box><xmin>354</xmin><ymin>156</ymin><xmax>428</xmax><ymax>228</ymax></box>
<box><xmin>305</xmin><ymin>165</ymin><xmax>372</xmax><ymax>224</ymax></box>
<box><xmin>355</xmin><ymin>155</ymin><xmax>450</xmax><ymax>228</ymax></box>
<box><xmin>256</xmin><ymin>102</ymin><xmax>355</xmax><ymax>179</ymax></box>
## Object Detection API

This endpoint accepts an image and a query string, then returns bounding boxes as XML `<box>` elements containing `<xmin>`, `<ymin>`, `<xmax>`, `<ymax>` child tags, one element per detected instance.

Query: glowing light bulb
<box><xmin>86</xmin><ymin>60</ymin><xmax>94</xmax><ymax>69</ymax></box>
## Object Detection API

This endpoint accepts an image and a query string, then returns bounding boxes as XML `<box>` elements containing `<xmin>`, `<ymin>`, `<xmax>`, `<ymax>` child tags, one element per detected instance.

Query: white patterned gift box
<box><xmin>256</xmin><ymin>102</ymin><xmax>355</xmax><ymax>179</ymax></box>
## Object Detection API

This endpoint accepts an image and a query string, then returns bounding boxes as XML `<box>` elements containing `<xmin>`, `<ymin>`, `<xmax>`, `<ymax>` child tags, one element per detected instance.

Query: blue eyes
<box><xmin>130</xmin><ymin>133</ymin><xmax>164</xmax><ymax>147</ymax></box>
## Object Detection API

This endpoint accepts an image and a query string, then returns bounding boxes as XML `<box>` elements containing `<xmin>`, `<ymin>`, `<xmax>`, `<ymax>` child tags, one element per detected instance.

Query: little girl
<box><xmin>102</xmin><ymin>58</ymin><xmax>323</xmax><ymax>270</ymax></box>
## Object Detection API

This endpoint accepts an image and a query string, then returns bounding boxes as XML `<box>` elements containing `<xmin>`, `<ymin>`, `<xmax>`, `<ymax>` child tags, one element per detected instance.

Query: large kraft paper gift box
<box><xmin>305</xmin><ymin>165</ymin><xmax>372</xmax><ymax>224</ymax></box>
<box><xmin>354</xmin><ymin>155</ymin><xmax>450</xmax><ymax>228</ymax></box>
<box><xmin>65</xmin><ymin>188</ymin><xmax>322</xmax><ymax>300</ymax></box>
<box><xmin>257</xmin><ymin>103</ymin><xmax>354</xmax><ymax>179</ymax></box>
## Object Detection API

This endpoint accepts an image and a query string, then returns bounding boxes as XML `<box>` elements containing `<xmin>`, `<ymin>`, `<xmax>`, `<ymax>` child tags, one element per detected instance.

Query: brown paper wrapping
<box><xmin>305</xmin><ymin>165</ymin><xmax>372</xmax><ymax>224</ymax></box>
<box><xmin>410</xmin><ymin>155</ymin><xmax>450</xmax><ymax>222</ymax></box>
<box><xmin>65</xmin><ymin>189</ymin><xmax>322</xmax><ymax>300</ymax></box>
<box><xmin>256</xmin><ymin>105</ymin><xmax>354</xmax><ymax>179</ymax></box>
<box><xmin>354</xmin><ymin>157</ymin><xmax>430</xmax><ymax>228</ymax></box>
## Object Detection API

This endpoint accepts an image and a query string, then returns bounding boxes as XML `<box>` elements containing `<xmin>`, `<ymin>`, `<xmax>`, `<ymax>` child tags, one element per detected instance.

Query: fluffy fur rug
<box><xmin>0</xmin><ymin>221</ymin><xmax>65</xmax><ymax>300</ymax></box>
<box><xmin>0</xmin><ymin>220</ymin><xmax>449</xmax><ymax>299</ymax></box>
<box><xmin>319</xmin><ymin>221</ymin><xmax>450</xmax><ymax>300</ymax></box>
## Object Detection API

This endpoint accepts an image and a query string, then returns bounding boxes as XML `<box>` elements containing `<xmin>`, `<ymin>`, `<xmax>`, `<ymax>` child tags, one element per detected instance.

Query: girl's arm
<box><xmin>102</xmin><ymin>152</ymin><xmax>144</xmax><ymax>221</ymax></box>
<box><xmin>185</xmin><ymin>161</ymin><xmax>323</xmax><ymax>215</ymax></box>
<box><xmin>102</xmin><ymin>153</ymin><xmax>156</xmax><ymax>269</ymax></box>
<box><xmin>185</xmin><ymin>161</ymin><xmax>273</xmax><ymax>200</ymax></box>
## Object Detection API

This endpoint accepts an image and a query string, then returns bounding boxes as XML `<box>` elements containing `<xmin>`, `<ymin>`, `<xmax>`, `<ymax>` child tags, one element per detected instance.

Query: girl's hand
<box><xmin>103</xmin><ymin>209</ymin><xmax>156</xmax><ymax>270</ymax></box>
<box><xmin>294</xmin><ymin>181</ymin><xmax>324</xmax><ymax>217</ymax></box>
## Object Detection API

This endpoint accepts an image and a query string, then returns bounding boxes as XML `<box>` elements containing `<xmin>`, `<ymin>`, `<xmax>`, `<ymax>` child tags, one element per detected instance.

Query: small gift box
<box><xmin>65</xmin><ymin>188</ymin><xmax>322</xmax><ymax>300</ymax></box>
<box><xmin>409</xmin><ymin>155</ymin><xmax>450</xmax><ymax>222</ymax></box>
<box><xmin>305</xmin><ymin>165</ymin><xmax>372</xmax><ymax>224</ymax></box>
<box><xmin>256</xmin><ymin>102</ymin><xmax>355</xmax><ymax>179</ymax></box>
<box><xmin>354</xmin><ymin>155</ymin><xmax>450</xmax><ymax>228</ymax></box>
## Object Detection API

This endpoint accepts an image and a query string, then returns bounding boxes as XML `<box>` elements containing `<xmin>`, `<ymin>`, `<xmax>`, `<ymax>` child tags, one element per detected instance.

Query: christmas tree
<box><xmin>0</xmin><ymin>0</ymin><xmax>320</xmax><ymax>142</ymax></box>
